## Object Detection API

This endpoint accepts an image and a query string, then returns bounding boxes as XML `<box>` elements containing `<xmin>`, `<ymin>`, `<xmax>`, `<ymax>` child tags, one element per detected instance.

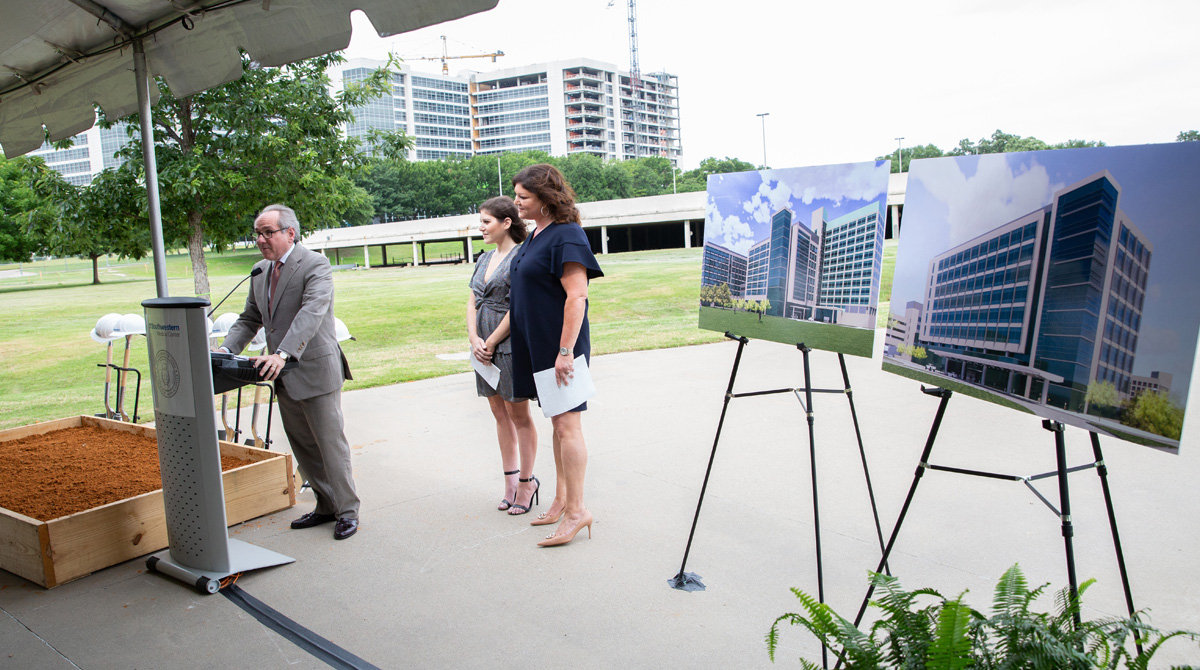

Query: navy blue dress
<box><xmin>509</xmin><ymin>222</ymin><xmax>604</xmax><ymax>410</ymax></box>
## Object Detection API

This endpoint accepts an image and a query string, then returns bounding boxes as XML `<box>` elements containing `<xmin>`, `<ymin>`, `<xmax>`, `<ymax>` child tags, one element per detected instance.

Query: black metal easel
<box><xmin>849</xmin><ymin>386</ymin><xmax>1142</xmax><ymax>655</ymax></box>
<box><xmin>669</xmin><ymin>332</ymin><xmax>892</xmax><ymax>668</ymax></box>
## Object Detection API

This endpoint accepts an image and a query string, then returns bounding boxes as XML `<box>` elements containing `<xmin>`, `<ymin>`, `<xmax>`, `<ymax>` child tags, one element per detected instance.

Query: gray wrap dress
<box><xmin>470</xmin><ymin>247</ymin><xmax>526</xmax><ymax>401</ymax></box>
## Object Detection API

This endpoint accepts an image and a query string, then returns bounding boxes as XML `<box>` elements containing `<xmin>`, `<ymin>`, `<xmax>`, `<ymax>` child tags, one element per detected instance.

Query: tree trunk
<box><xmin>91</xmin><ymin>255</ymin><xmax>101</xmax><ymax>285</ymax></box>
<box><xmin>187</xmin><ymin>210</ymin><xmax>210</xmax><ymax>299</ymax></box>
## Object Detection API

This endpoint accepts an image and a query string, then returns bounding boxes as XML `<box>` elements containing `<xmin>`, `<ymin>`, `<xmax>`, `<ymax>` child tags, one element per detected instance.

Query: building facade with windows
<box><xmin>26</xmin><ymin>122</ymin><xmax>131</xmax><ymax>186</ymax></box>
<box><xmin>330</xmin><ymin>56</ymin><xmax>681</xmax><ymax>164</ymax></box>
<box><xmin>917</xmin><ymin>171</ymin><xmax>1152</xmax><ymax>412</ymax></box>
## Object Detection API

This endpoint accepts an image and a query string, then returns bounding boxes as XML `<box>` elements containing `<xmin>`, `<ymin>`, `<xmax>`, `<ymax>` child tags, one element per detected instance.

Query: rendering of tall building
<box><xmin>702</xmin><ymin>201</ymin><xmax>884</xmax><ymax>329</ymax></box>
<box><xmin>915</xmin><ymin>171</ymin><xmax>1152</xmax><ymax>412</ymax></box>
<box><xmin>701</xmin><ymin>241</ymin><xmax>748</xmax><ymax>297</ymax></box>
<box><xmin>330</xmin><ymin>56</ymin><xmax>681</xmax><ymax>164</ymax></box>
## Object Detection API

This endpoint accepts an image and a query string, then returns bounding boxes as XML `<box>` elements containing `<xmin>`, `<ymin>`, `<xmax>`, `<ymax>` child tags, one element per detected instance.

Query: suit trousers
<box><xmin>275</xmin><ymin>381</ymin><xmax>360</xmax><ymax>520</ymax></box>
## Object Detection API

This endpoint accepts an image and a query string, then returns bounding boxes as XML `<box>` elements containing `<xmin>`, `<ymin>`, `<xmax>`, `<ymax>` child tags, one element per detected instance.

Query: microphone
<box><xmin>208</xmin><ymin>267</ymin><xmax>263</xmax><ymax>318</ymax></box>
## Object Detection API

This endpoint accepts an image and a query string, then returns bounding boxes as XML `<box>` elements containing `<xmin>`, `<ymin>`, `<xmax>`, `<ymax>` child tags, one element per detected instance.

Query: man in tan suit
<box><xmin>221</xmin><ymin>204</ymin><xmax>360</xmax><ymax>540</ymax></box>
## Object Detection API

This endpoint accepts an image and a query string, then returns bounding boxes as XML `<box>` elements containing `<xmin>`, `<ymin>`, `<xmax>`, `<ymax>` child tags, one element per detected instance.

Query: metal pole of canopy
<box><xmin>133</xmin><ymin>39</ymin><xmax>169</xmax><ymax>298</ymax></box>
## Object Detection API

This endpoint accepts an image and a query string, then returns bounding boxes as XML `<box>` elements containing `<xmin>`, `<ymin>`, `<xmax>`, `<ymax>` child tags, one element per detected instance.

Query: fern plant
<box><xmin>767</xmin><ymin>564</ymin><xmax>1200</xmax><ymax>669</ymax></box>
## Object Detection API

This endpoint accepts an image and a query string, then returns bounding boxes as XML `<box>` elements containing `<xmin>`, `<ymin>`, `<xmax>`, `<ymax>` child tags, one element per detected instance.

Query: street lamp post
<box><xmin>895</xmin><ymin>136</ymin><xmax>905</xmax><ymax>173</ymax></box>
<box><xmin>757</xmin><ymin>112</ymin><xmax>770</xmax><ymax>168</ymax></box>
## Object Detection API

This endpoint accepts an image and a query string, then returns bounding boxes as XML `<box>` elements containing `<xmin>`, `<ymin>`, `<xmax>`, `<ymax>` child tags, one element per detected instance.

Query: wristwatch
<box><xmin>558</xmin><ymin>346</ymin><xmax>571</xmax><ymax>357</ymax></box>
<box><xmin>277</xmin><ymin>350</ymin><xmax>291</xmax><ymax>361</ymax></box>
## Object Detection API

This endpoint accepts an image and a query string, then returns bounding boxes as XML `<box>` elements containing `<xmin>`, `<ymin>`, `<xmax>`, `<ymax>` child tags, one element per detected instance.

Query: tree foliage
<box><xmin>1177</xmin><ymin>130</ymin><xmax>1200</xmax><ymax>142</ymax></box>
<box><xmin>0</xmin><ymin>155</ymin><xmax>65</xmax><ymax>262</ymax></box>
<box><xmin>878</xmin><ymin>130</ymin><xmax>1107</xmax><ymax>173</ymax></box>
<box><xmin>1124</xmin><ymin>390</ymin><xmax>1184</xmax><ymax>440</ymax></box>
<box><xmin>103</xmin><ymin>52</ymin><xmax>407</xmax><ymax>297</ymax></box>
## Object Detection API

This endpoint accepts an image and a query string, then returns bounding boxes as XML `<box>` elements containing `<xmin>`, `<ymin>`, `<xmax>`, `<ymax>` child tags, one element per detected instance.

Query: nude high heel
<box><xmin>537</xmin><ymin>510</ymin><xmax>592</xmax><ymax>547</ymax></box>
<box><xmin>530</xmin><ymin>507</ymin><xmax>564</xmax><ymax>526</ymax></box>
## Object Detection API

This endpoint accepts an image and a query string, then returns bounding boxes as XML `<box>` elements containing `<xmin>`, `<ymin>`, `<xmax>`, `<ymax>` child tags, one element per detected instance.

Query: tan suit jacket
<box><xmin>224</xmin><ymin>244</ymin><xmax>352</xmax><ymax>399</ymax></box>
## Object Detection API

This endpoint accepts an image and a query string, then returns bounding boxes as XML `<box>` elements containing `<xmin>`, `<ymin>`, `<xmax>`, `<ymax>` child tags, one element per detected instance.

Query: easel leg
<box><xmin>1044</xmin><ymin>420</ymin><xmax>1081</xmax><ymax>627</ymax></box>
<box><xmin>837</xmin><ymin>353</ymin><xmax>889</xmax><ymax>576</ymax></box>
<box><xmin>670</xmin><ymin>334</ymin><xmax>749</xmax><ymax>590</ymax></box>
<box><xmin>853</xmin><ymin>387</ymin><xmax>953</xmax><ymax>627</ymax></box>
<box><xmin>1090</xmin><ymin>431</ymin><xmax>1143</xmax><ymax>655</ymax></box>
<box><xmin>797</xmin><ymin>344</ymin><xmax>828</xmax><ymax>670</ymax></box>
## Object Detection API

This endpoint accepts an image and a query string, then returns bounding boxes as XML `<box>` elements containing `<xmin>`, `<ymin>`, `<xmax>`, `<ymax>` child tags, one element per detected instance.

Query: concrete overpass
<box><xmin>301</xmin><ymin>173</ymin><xmax>907</xmax><ymax>267</ymax></box>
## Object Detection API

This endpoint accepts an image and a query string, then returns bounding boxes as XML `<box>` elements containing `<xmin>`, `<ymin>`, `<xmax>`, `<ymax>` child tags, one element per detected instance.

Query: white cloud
<box><xmin>913</xmin><ymin>154</ymin><xmax>1065</xmax><ymax>246</ymax></box>
<box><xmin>742</xmin><ymin>175</ymin><xmax>795</xmax><ymax>225</ymax></box>
<box><xmin>707</xmin><ymin>196</ymin><xmax>754</xmax><ymax>255</ymax></box>
<box><xmin>794</xmin><ymin>162</ymin><xmax>891</xmax><ymax>206</ymax></box>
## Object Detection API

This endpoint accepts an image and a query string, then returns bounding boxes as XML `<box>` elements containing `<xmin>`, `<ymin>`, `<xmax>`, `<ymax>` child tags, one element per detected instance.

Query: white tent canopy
<box><xmin>0</xmin><ymin>0</ymin><xmax>496</xmax><ymax>158</ymax></box>
<box><xmin>0</xmin><ymin>0</ymin><xmax>496</xmax><ymax>297</ymax></box>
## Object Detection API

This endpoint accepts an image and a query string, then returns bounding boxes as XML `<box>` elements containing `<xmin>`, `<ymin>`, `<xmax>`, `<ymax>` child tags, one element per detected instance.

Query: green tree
<box><xmin>714</xmin><ymin>282</ymin><xmax>732</xmax><ymax>308</ymax></box>
<box><xmin>911</xmin><ymin>346</ymin><xmax>927</xmax><ymax>361</ymax></box>
<box><xmin>0</xmin><ymin>155</ymin><xmax>65</xmax><ymax>262</ymax></box>
<box><xmin>1084</xmin><ymin>380</ymin><xmax>1120</xmax><ymax>414</ymax></box>
<box><xmin>1124</xmin><ymin>390</ymin><xmax>1184</xmax><ymax>440</ymax></box>
<box><xmin>105</xmin><ymin>53</ymin><xmax>406</xmax><ymax>298</ymax></box>
<box><xmin>1177</xmin><ymin>130</ymin><xmax>1200</xmax><ymax>142</ymax></box>
<box><xmin>876</xmin><ymin>143</ymin><xmax>944</xmax><ymax>173</ymax></box>
<box><xmin>947</xmin><ymin>130</ymin><xmax>1105</xmax><ymax>157</ymax></box>
<box><xmin>34</xmin><ymin>167</ymin><xmax>150</xmax><ymax>284</ymax></box>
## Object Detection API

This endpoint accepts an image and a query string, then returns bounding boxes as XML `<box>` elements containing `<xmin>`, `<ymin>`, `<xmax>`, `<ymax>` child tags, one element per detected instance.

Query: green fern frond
<box><xmin>926</xmin><ymin>597</ymin><xmax>974</xmax><ymax>670</ymax></box>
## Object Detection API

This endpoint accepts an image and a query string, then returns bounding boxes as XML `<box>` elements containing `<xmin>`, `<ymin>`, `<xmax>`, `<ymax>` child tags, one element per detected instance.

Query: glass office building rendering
<box><xmin>917</xmin><ymin>171</ymin><xmax>1152</xmax><ymax>412</ymax></box>
<box><xmin>701</xmin><ymin>201</ymin><xmax>884</xmax><ymax>329</ymax></box>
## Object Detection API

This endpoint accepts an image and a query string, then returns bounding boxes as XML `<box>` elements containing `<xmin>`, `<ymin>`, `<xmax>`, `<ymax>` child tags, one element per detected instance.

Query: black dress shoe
<box><xmin>291</xmin><ymin>511</ymin><xmax>337</xmax><ymax>529</ymax></box>
<box><xmin>333</xmin><ymin>518</ymin><xmax>359</xmax><ymax>540</ymax></box>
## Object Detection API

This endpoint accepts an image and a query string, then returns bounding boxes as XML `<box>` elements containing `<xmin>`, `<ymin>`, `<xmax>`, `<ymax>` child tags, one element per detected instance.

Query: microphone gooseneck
<box><xmin>207</xmin><ymin>267</ymin><xmax>264</xmax><ymax>318</ymax></box>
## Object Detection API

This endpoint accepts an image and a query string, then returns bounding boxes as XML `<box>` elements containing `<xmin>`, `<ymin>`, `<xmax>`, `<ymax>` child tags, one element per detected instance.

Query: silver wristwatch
<box><xmin>558</xmin><ymin>346</ymin><xmax>571</xmax><ymax>357</ymax></box>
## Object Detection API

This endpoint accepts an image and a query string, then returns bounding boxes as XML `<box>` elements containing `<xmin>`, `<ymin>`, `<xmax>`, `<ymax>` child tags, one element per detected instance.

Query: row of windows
<box><xmin>938</xmin><ymin>222</ymin><xmax>1039</xmax><ymax>271</ymax></box>
<box><xmin>413</xmin><ymin>112</ymin><xmax>470</xmax><ymax>127</ymax></box>
<box><xmin>1098</xmin><ymin>343</ymin><xmax>1134</xmax><ymax>374</ymax></box>
<box><xmin>1095</xmin><ymin>366</ymin><xmax>1131</xmax><ymax>394</ymax></box>
<box><xmin>935</xmin><ymin>264</ymin><xmax>1033</xmax><ymax>298</ymax></box>
<box><xmin>42</xmin><ymin>147</ymin><xmax>90</xmax><ymax>163</ymax></box>
<box><xmin>411</xmin><ymin>76</ymin><xmax>468</xmax><ymax>92</ymax></box>
<box><xmin>937</xmin><ymin>243</ymin><xmax>1035</xmax><ymax>284</ymax></box>
<box><xmin>415</xmin><ymin>137</ymin><xmax>471</xmax><ymax>150</ymax></box>
<box><xmin>412</xmin><ymin>88</ymin><xmax>469</xmax><ymax>104</ymax></box>
<box><xmin>476</xmin><ymin>84</ymin><xmax>548</xmax><ymax>103</ymax></box>
<box><xmin>476</xmin><ymin>145</ymin><xmax>550</xmax><ymax>156</ymax></box>
<box><xmin>1103</xmin><ymin>318</ymin><xmax>1138</xmax><ymax>356</ymax></box>
<box><xmin>416</xmin><ymin>125</ymin><xmax>471</xmax><ymax>139</ymax></box>
<box><xmin>928</xmin><ymin>325</ymin><xmax>1022</xmax><ymax>345</ymax></box>
<box><xmin>416</xmin><ymin>149</ymin><xmax>471</xmax><ymax>160</ymax></box>
<box><xmin>932</xmin><ymin>285</ymin><xmax>1030</xmax><ymax>313</ymax></box>
<box><xmin>1107</xmin><ymin>297</ymin><xmax>1140</xmax><ymax>331</ymax></box>
<box><xmin>50</xmin><ymin>160</ymin><xmax>91</xmax><ymax>175</ymax></box>
<box><xmin>478</xmin><ymin>121</ymin><xmax>551</xmax><ymax>138</ymax></box>
<box><xmin>477</xmin><ymin>108</ymin><xmax>550</xmax><ymax>126</ymax></box>
<box><xmin>476</xmin><ymin>97</ymin><xmax>549</xmax><ymax>115</ymax></box>
<box><xmin>413</xmin><ymin>101</ymin><xmax>469</xmax><ymax>117</ymax></box>
<box><xmin>931</xmin><ymin>305</ymin><xmax>1027</xmax><ymax>326</ymax></box>
<box><xmin>1110</xmin><ymin>273</ymin><xmax>1145</xmax><ymax>312</ymax></box>
<box><xmin>477</xmin><ymin>133</ymin><xmax>552</xmax><ymax>150</ymax></box>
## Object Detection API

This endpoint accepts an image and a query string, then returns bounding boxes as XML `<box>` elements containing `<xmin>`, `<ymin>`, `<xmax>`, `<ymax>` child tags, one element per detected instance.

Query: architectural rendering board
<box><xmin>699</xmin><ymin>161</ymin><xmax>891</xmax><ymax>357</ymax></box>
<box><xmin>885</xmin><ymin>143</ymin><xmax>1200</xmax><ymax>452</ymax></box>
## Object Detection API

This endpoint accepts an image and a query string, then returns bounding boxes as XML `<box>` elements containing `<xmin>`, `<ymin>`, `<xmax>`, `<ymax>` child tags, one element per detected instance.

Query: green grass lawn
<box><xmin>0</xmin><ymin>246</ymin><xmax>724</xmax><ymax>429</ymax></box>
<box><xmin>0</xmin><ymin>240</ymin><xmax>900</xmax><ymax>430</ymax></box>
<box><xmin>698</xmin><ymin>306</ymin><xmax>875</xmax><ymax>357</ymax></box>
<box><xmin>881</xmin><ymin>361</ymin><xmax>1034</xmax><ymax>415</ymax></box>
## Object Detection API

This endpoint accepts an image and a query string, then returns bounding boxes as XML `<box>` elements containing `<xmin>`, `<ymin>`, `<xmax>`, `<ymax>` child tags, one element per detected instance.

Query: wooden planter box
<box><xmin>0</xmin><ymin>416</ymin><xmax>295</xmax><ymax>588</ymax></box>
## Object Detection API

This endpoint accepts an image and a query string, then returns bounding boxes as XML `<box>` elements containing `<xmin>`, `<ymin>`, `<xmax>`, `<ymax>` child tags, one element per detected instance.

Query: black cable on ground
<box><xmin>221</xmin><ymin>584</ymin><xmax>381</xmax><ymax>670</ymax></box>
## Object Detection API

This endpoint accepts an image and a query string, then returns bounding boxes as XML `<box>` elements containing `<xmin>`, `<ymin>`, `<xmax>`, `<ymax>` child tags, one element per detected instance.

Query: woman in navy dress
<box><xmin>508</xmin><ymin>164</ymin><xmax>603</xmax><ymax>547</ymax></box>
<box><xmin>467</xmin><ymin>196</ymin><xmax>539</xmax><ymax>515</ymax></box>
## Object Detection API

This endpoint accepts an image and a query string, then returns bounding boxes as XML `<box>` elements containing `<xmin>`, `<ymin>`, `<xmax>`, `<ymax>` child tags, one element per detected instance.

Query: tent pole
<box><xmin>133</xmin><ymin>39</ymin><xmax>169</xmax><ymax>298</ymax></box>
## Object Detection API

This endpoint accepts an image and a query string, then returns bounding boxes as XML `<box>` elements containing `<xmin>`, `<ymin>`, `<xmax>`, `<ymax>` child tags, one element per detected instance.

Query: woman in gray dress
<box><xmin>467</xmin><ymin>196</ymin><xmax>539</xmax><ymax>514</ymax></box>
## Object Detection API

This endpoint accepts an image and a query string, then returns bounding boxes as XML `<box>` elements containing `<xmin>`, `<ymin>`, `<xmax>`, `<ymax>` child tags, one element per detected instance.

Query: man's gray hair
<box><xmin>260</xmin><ymin>204</ymin><xmax>301</xmax><ymax>236</ymax></box>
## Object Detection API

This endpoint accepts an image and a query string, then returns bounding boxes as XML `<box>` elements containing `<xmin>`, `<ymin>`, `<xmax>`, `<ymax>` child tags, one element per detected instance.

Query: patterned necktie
<box><xmin>269</xmin><ymin>261</ymin><xmax>283</xmax><ymax>315</ymax></box>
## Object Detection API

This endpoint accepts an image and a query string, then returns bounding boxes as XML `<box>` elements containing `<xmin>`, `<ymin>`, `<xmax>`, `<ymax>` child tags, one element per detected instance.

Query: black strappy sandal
<box><xmin>507</xmin><ymin>475</ymin><xmax>540</xmax><ymax>515</ymax></box>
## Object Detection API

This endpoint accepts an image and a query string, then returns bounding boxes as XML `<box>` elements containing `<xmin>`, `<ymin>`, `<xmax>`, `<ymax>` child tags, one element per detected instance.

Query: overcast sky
<box><xmin>345</xmin><ymin>0</ymin><xmax>1199</xmax><ymax>172</ymax></box>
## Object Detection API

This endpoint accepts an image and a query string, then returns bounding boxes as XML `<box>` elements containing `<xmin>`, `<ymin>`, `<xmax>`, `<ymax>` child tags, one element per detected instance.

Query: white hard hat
<box><xmin>334</xmin><ymin>317</ymin><xmax>355</xmax><ymax>342</ymax></box>
<box><xmin>90</xmin><ymin>313</ymin><xmax>124</xmax><ymax>343</ymax></box>
<box><xmin>115</xmin><ymin>313</ymin><xmax>145</xmax><ymax>336</ymax></box>
<box><xmin>211</xmin><ymin>313</ymin><xmax>239</xmax><ymax>338</ymax></box>
<box><xmin>247</xmin><ymin>327</ymin><xmax>267</xmax><ymax>352</ymax></box>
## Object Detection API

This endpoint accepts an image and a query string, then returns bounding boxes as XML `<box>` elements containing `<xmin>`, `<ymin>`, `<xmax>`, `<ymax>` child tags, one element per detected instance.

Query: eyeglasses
<box><xmin>254</xmin><ymin>227</ymin><xmax>286</xmax><ymax>239</ymax></box>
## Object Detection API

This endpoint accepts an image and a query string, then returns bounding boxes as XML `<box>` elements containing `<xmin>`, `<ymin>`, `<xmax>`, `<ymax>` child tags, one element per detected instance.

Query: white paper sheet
<box><xmin>533</xmin><ymin>355</ymin><xmax>595</xmax><ymax>417</ymax></box>
<box><xmin>469</xmin><ymin>352</ymin><xmax>501</xmax><ymax>389</ymax></box>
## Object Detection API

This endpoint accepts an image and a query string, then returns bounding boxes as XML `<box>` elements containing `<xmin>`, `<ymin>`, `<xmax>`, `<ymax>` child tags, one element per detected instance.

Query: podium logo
<box><xmin>155</xmin><ymin>350</ymin><xmax>182</xmax><ymax>398</ymax></box>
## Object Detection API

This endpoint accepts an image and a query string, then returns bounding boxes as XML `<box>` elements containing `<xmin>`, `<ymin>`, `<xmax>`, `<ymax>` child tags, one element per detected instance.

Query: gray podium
<box><xmin>141</xmin><ymin>297</ymin><xmax>292</xmax><ymax>594</ymax></box>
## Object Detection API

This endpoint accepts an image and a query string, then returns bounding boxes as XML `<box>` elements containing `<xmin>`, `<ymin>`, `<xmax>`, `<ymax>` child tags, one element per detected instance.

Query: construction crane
<box><xmin>411</xmin><ymin>36</ymin><xmax>503</xmax><ymax>75</ymax></box>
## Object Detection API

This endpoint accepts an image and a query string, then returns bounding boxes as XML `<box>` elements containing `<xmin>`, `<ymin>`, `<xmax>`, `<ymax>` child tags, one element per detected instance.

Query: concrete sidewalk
<box><xmin>3</xmin><ymin>340</ymin><xmax>1199</xmax><ymax>669</ymax></box>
